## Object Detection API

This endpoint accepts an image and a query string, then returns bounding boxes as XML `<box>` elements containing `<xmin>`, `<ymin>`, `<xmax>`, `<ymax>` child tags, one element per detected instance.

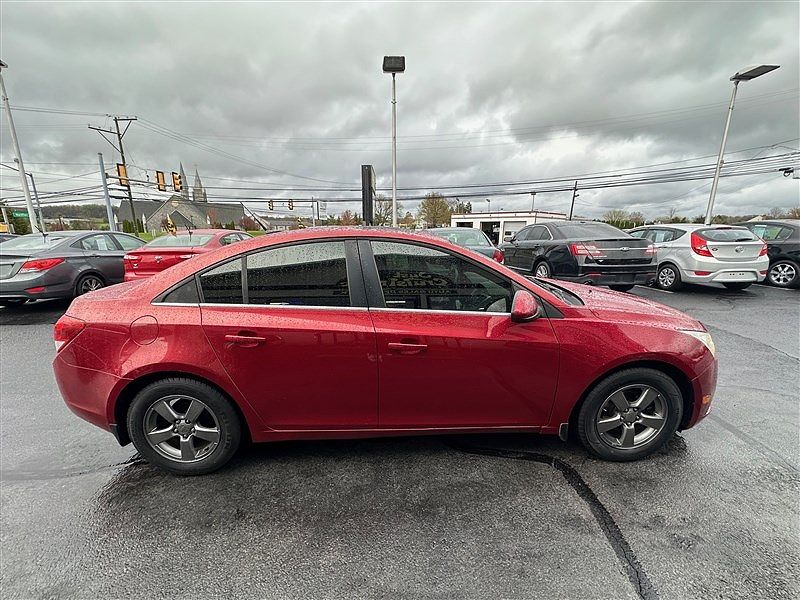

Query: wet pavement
<box><xmin>1</xmin><ymin>283</ymin><xmax>798</xmax><ymax>599</ymax></box>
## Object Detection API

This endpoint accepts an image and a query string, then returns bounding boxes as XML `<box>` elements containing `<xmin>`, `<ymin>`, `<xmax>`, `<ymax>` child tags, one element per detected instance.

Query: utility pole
<box><xmin>89</xmin><ymin>116</ymin><xmax>138</xmax><ymax>235</ymax></box>
<box><xmin>0</xmin><ymin>60</ymin><xmax>40</xmax><ymax>234</ymax></box>
<box><xmin>568</xmin><ymin>181</ymin><xmax>579</xmax><ymax>221</ymax></box>
<box><xmin>98</xmin><ymin>153</ymin><xmax>116</xmax><ymax>231</ymax></box>
<box><xmin>26</xmin><ymin>168</ymin><xmax>45</xmax><ymax>233</ymax></box>
<box><xmin>530</xmin><ymin>191</ymin><xmax>537</xmax><ymax>222</ymax></box>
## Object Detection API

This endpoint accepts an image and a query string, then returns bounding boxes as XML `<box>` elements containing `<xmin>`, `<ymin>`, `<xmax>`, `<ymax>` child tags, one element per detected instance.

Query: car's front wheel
<box><xmin>577</xmin><ymin>368</ymin><xmax>683</xmax><ymax>461</ymax></box>
<box><xmin>127</xmin><ymin>377</ymin><xmax>242</xmax><ymax>475</ymax></box>
<box><xmin>767</xmin><ymin>260</ymin><xmax>799</xmax><ymax>288</ymax></box>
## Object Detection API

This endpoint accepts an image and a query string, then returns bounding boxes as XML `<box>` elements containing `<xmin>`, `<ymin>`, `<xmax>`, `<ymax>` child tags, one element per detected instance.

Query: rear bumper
<box><xmin>53</xmin><ymin>352</ymin><xmax>123</xmax><ymax>436</ymax></box>
<box><xmin>680</xmin><ymin>255</ymin><xmax>768</xmax><ymax>283</ymax></box>
<box><xmin>123</xmin><ymin>270</ymin><xmax>154</xmax><ymax>281</ymax></box>
<box><xmin>0</xmin><ymin>274</ymin><xmax>74</xmax><ymax>300</ymax></box>
<box><xmin>558</xmin><ymin>265</ymin><xmax>656</xmax><ymax>286</ymax></box>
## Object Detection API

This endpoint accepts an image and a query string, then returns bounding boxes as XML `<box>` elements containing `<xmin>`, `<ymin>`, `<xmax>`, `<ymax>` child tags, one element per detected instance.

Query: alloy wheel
<box><xmin>657</xmin><ymin>267</ymin><xmax>676</xmax><ymax>289</ymax></box>
<box><xmin>595</xmin><ymin>384</ymin><xmax>667</xmax><ymax>449</ymax></box>
<box><xmin>143</xmin><ymin>395</ymin><xmax>221</xmax><ymax>462</ymax></box>
<box><xmin>79</xmin><ymin>276</ymin><xmax>104</xmax><ymax>294</ymax></box>
<box><xmin>769</xmin><ymin>262</ymin><xmax>796</xmax><ymax>286</ymax></box>
<box><xmin>535</xmin><ymin>263</ymin><xmax>550</xmax><ymax>278</ymax></box>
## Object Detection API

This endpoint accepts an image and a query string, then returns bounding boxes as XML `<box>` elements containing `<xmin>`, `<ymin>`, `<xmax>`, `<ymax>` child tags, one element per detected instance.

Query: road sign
<box><xmin>11</xmin><ymin>210</ymin><xmax>28</xmax><ymax>218</ymax></box>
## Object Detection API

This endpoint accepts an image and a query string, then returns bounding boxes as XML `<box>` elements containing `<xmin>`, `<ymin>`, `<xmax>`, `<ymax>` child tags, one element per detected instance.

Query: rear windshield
<box><xmin>429</xmin><ymin>229</ymin><xmax>491</xmax><ymax>247</ymax></box>
<box><xmin>0</xmin><ymin>234</ymin><xmax>72</xmax><ymax>252</ymax></box>
<box><xmin>144</xmin><ymin>234</ymin><xmax>214</xmax><ymax>248</ymax></box>
<box><xmin>697</xmin><ymin>228</ymin><xmax>758</xmax><ymax>242</ymax></box>
<box><xmin>552</xmin><ymin>222</ymin><xmax>627</xmax><ymax>239</ymax></box>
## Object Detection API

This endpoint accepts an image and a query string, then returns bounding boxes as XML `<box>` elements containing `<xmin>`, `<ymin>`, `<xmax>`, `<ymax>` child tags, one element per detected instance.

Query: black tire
<box><xmin>766</xmin><ymin>260</ymin><xmax>799</xmax><ymax>289</ymax></box>
<box><xmin>656</xmin><ymin>264</ymin><xmax>682</xmax><ymax>291</ymax></box>
<box><xmin>127</xmin><ymin>377</ymin><xmax>241</xmax><ymax>475</ymax></box>
<box><xmin>608</xmin><ymin>284</ymin><xmax>635</xmax><ymax>292</ymax></box>
<box><xmin>577</xmin><ymin>368</ymin><xmax>683</xmax><ymax>461</ymax></box>
<box><xmin>75</xmin><ymin>273</ymin><xmax>105</xmax><ymax>296</ymax></box>
<box><xmin>533</xmin><ymin>260</ymin><xmax>551</xmax><ymax>278</ymax></box>
<box><xmin>0</xmin><ymin>299</ymin><xmax>28</xmax><ymax>307</ymax></box>
<box><xmin>723</xmin><ymin>282</ymin><xmax>751</xmax><ymax>291</ymax></box>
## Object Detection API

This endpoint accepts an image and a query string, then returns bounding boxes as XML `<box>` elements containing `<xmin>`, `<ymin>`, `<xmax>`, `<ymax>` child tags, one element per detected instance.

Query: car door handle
<box><xmin>387</xmin><ymin>342</ymin><xmax>428</xmax><ymax>355</ymax></box>
<box><xmin>225</xmin><ymin>333</ymin><xmax>266</xmax><ymax>346</ymax></box>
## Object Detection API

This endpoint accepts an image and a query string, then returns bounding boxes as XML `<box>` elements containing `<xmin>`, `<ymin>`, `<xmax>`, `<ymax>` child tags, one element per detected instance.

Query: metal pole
<box><xmin>114</xmin><ymin>117</ymin><xmax>139</xmax><ymax>235</ymax></box>
<box><xmin>391</xmin><ymin>73</ymin><xmax>398</xmax><ymax>227</ymax></box>
<box><xmin>27</xmin><ymin>170</ymin><xmax>45</xmax><ymax>233</ymax></box>
<box><xmin>568</xmin><ymin>180</ymin><xmax>579</xmax><ymax>220</ymax></box>
<box><xmin>0</xmin><ymin>68</ymin><xmax>39</xmax><ymax>234</ymax></box>
<box><xmin>98</xmin><ymin>153</ymin><xmax>116</xmax><ymax>231</ymax></box>
<box><xmin>704</xmin><ymin>80</ymin><xmax>739</xmax><ymax>225</ymax></box>
<box><xmin>311</xmin><ymin>198</ymin><xmax>316</xmax><ymax>227</ymax></box>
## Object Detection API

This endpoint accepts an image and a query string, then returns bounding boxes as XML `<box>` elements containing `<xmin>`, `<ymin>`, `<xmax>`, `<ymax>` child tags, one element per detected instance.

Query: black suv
<box><xmin>735</xmin><ymin>220</ymin><xmax>800</xmax><ymax>288</ymax></box>
<box><xmin>500</xmin><ymin>220</ymin><xmax>655</xmax><ymax>292</ymax></box>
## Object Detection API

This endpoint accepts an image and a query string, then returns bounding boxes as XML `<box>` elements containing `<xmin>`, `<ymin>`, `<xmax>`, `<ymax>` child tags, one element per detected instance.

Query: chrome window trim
<box><xmin>367</xmin><ymin>306</ymin><xmax>511</xmax><ymax>317</ymax></box>
<box><xmin>191</xmin><ymin>302</ymin><xmax>368</xmax><ymax>312</ymax></box>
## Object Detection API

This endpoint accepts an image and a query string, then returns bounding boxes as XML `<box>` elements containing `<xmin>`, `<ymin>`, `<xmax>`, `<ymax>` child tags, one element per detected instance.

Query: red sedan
<box><xmin>123</xmin><ymin>229</ymin><xmax>251</xmax><ymax>280</ymax></box>
<box><xmin>53</xmin><ymin>228</ymin><xmax>717</xmax><ymax>475</ymax></box>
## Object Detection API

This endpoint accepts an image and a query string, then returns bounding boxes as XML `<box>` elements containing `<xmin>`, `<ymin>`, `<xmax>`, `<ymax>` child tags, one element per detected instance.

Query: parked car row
<box><xmin>434</xmin><ymin>218</ymin><xmax>798</xmax><ymax>292</ymax></box>
<box><xmin>0</xmin><ymin>229</ymin><xmax>251</xmax><ymax>306</ymax></box>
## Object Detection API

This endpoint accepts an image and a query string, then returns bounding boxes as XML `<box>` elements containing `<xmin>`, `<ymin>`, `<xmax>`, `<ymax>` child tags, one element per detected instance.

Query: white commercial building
<box><xmin>450</xmin><ymin>210</ymin><xmax>567</xmax><ymax>245</ymax></box>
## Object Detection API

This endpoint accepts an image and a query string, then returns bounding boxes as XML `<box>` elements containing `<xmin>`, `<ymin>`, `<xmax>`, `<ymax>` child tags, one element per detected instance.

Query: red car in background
<box><xmin>54</xmin><ymin>228</ymin><xmax>717</xmax><ymax>475</ymax></box>
<box><xmin>123</xmin><ymin>229</ymin><xmax>251</xmax><ymax>280</ymax></box>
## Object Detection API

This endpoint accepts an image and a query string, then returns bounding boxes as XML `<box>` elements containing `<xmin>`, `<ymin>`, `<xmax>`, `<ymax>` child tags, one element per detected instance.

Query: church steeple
<box><xmin>192</xmin><ymin>167</ymin><xmax>207</xmax><ymax>203</ymax></box>
<box><xmin>179</xmin><ymin>163</ymin><xmax>190</xmax><ymax>202</ymax></box>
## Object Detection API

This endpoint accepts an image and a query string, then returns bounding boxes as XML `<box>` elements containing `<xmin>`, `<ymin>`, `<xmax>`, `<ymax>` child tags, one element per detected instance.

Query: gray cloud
<box><xmin>1</xmin><ymin>1</ymin><xmax>798</xmax><ymax>219</ymax></box>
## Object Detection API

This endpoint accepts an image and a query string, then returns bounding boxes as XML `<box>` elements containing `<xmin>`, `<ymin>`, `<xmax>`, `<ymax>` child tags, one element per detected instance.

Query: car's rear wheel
<box><xmin>767</xmin><ymin>260</ymin><xmax>799</xmax><ymax>288</ymax></box>
<box><xmin>608</xmin><ymin>284</ymin><xmax>635</xmax><ymax>292</ymax></box>
<box><xmin>723</xmin><ymin>282</ymin><xmax>751</xmax><ymax>291</ymax></box>
<box><xmin>75</xmin><ymin>273</ymin><xmax>105</xmax><ymax>296</ymax></box>
<box><xmin>127</xmin><ymin>377</ymin><xmax>241</xmax><ymax>475</ymax></box>
<box><xmin>656</xmin><ymin>264</ymin><xmax>682</xmax><ymax>291</ymax></box>
<box><xmin>577</xmin><ymin>368</ymin><xmax>683</xmax><ymax>461</ymax></box>
<box><xmin>534</xmin><ymin>261</ymin><xmax>551</xmax><ymax>278</ymax></box>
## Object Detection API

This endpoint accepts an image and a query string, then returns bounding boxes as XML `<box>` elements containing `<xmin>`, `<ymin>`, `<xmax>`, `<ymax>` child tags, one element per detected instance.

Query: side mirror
<box><xmin>511</xmin><ymin>290</ymin><xmax>541</xmax><ymax>323</ymax></box>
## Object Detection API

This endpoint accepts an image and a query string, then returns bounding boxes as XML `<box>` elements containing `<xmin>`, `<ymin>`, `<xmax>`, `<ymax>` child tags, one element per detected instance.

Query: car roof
<box><xmin>734</xmin><ymin>219</ymin><xmax>799</xmax><ymax>227</ymax></box>
<box><xmin>634</xmin><ymin>223</ymin><xmax>751</xmax><ymax>231</ymax></box>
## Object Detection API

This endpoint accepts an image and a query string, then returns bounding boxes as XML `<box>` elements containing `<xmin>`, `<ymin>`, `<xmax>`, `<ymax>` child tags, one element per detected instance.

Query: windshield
<box><xmin>0</xmin><ymin>234</ymin><xmax>72</xmax><ymax>252</ymax></box>
<box><xmin>554</xmin><ymin>223</ymin><xmax>628</xmax><ymax>239</ymax></box>
<box><xmin>529</xmin><ymin>278</ymin><xmax>583</xmax><ymax>306</ymax></box>
<box><xmin>144</xmin><ymin>234</ymin><xmax>214</xmax><ymax>248</ymax></box>
<box><xmin>429</xmin><ymin>229</ymin><xmax>492</xmax><ymax>247</ymax></box>
<box><xmin>698</xmin><ymin>228</ymin><xmax>758</xmax><ymax>242</ymax></box>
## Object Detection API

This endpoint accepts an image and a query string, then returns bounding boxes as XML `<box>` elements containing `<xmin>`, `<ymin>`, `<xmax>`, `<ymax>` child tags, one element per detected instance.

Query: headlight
<box><xmin>680</xmin><ymin>330</ymin><xmax>716</xmax><ymax>357</ymax></box>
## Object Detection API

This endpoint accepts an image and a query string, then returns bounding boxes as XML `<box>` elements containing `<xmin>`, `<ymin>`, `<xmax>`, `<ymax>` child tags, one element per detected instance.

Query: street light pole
<box><xmin>26</xmin><ymin>169</ymin><xmax>45</xmax><ymax>233</ymax></box>
<box><xmin>704</xmin><ymin>64</ymin><xmax>779</xmax><ymax>225</ymax></box>
<box><xmin>486</xmin><ymin>198</ymin><xmax>491</xmax><ymax>213</ymax></box>
<box><xmin>383</xmin><ymin>56</ymin><xmax>405</xmax><ymax>228</ymax></box>
<box><xmin>0</xmin><ymin>60</ymin><xmax>40</xmax><ymax>234</ymax></box>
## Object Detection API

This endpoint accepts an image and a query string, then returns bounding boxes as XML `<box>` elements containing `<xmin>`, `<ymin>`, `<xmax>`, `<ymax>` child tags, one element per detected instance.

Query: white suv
<box><xmin>628</xmin><ymin>224</ymin><xmax>768</xmax><ymax>291</ymax></box>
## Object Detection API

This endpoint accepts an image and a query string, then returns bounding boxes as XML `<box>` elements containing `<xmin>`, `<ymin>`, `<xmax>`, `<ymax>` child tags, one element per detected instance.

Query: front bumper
<box><xmin>557</xmin><ymin>265</ymin><xmax>656</xmax><ymax>286</ymax></box>
<box><xmin>684</xmin><ymin>357</ymin><xmax>718</xmax><ymax>429</ymax></box>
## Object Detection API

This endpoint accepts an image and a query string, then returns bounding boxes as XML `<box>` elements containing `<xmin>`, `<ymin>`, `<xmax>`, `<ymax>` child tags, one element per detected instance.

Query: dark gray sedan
<box><xmin>0</xmin><ymin>231</ymin><xmax>144</xmax><ymax>306</ymax></box>
<box><xmin>426</xmin><ymin>227</ymin><xmax>504</xmax><ymax>263</ymax></box>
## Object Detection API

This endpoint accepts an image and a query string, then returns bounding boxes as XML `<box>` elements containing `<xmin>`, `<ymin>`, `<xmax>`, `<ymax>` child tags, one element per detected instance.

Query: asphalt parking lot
<box><xmin>1</xmin><ymin>283</ymin><xmax>798</xmax><ymax>599</ymax></box>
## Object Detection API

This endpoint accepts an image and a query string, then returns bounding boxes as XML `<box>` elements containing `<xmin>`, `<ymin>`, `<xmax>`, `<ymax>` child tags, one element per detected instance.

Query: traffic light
<box><xmin>116</xmin><ymin>163</ymin><xmax>129</xmax><ymax>188</ymax></box>
<box><xmin>172</xmin><ymin>172</ymin><xmax>182</xmax><ymax>192</ymax></box>
<box><xmin>156</xmin><ymin>171</ymin><xmax>166</xmax><ymax>192</ymax></box>
<box><xmin>268</xmin><ymin>200</ymin><xmax>274</xmax><ymax>210</ymax></box>
<box><xmin>288</xmin><ymin>199</ymin><xmax>294</xmax><ymax>210</ymax></box>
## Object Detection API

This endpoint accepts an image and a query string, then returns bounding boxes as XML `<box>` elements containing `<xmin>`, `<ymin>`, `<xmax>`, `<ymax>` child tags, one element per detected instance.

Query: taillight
<box><xmin>758</xmin><ymin>243</ymin><xmax>768</xmax><ymax>257</ymax></box>
<box><xmin>690</xmin><ymin>232</ymin><xmax>713</xmax><ymax>257</ymax></box>
<box><xmin>53</xmin><ymin>315</ymin><xmax>86</xmax><ymax>351</ymax></box>
<box><xmin>20</xmin><ymin>257</ymin><xmax>65</xmax><ymax>273</ymax></box>
<box><xmin>569</xmin><ymin>243</ymin><xmax>606</xmax><ymax>258</ymax></box>
<box><xmin>645</xmin><ymin>244</ymin><xmax>656</xmax><ymax>255</ymax></box>
<box><xmin>492</xmin><ymin>249</ymin><xmax>504</xmax><ymax>263</ymax></box>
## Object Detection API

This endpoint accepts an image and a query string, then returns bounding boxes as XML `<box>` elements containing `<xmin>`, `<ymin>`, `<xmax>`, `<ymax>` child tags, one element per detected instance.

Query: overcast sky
<box><xmin>1</xmin><ymin>1</ymin><xmax>798</xmax><ymax>220</ymax></box>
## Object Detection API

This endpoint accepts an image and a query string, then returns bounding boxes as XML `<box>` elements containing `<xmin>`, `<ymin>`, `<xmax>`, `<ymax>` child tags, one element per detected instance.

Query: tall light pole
<box><xmin>704</xmin><ymin>64</ymin><xmax>779</xmax><ymax>224</ymax></box>
<box><xmin>0</xmin><ymin>60</ymin><xmax>40</xmax><ymax>234</ymax></box>
<box><xmin>486</xmin><ymin>198</ymin><xmax>491</xmax><ymax>213</ymax></box>
<box><xmin>383</xmin><ymin>56</ymin><xmax>405</xmax><ymax>227</ymax></box>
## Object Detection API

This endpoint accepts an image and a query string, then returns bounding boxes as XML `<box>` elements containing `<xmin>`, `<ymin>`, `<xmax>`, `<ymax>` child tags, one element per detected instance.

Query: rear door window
<box><xmin>199</xmin><ymin>259</ymin><xmax>244</xmax><ymax>304</ymax></box>
<box><xmin>77</xmin><ymin>234</ymin><xmax>117</xmax><ymax>251</ymax></box>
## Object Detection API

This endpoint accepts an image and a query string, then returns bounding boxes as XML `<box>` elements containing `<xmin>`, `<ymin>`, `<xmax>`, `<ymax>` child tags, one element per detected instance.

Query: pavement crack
<box><xmin>446</xmin><ymin>441</ymin><xmax>659</xmax><ymax>600</ymax></box>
